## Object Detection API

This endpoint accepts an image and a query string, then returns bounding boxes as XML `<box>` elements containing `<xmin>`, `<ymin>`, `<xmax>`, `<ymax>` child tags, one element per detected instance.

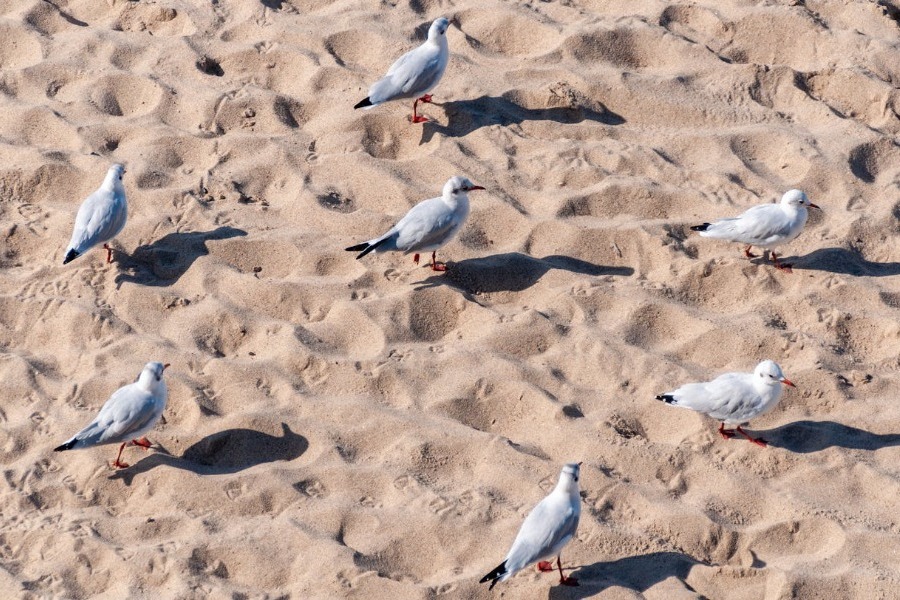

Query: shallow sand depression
<box><xmin>1</xmin><ymin>0</ymin><xmax>900</xmax><ymax>598</ymax></box>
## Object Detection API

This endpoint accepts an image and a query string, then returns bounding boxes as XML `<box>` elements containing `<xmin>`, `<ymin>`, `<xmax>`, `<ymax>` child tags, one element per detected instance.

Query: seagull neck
<box><xmin>101</xmin><ymin>173</ymin><xmax>122</xmax><ymax>192</ymax></box>
<box><xmin>443</xmin><ymin>191</ymin><xmax>468</xmax><ymax>210</ymax></box>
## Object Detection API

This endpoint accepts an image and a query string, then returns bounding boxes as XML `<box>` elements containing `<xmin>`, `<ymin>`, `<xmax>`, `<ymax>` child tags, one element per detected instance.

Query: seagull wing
<box><xmin>393</xmin><ymin>198</ymin><xmax>460</xmax><ymax>252</ymax></box>
<box><xmin>701</xmin><ymin>205</ymin><xmax>792</xmax><ymax>245</ymax></box>
<box><xmin>369</xmin><ymin>45</ymin><xmax>445</xmax><ymax>103</ymax></box>
<box><xmin>70</xmin><ymin>385</ymin><xmax>160</xmax><ymax>447</ymax></box>
<box><xmin>503</xmin><ymin>495</ymin><xmax>579</xmax><ymax>576</ymax></box>
<box><xmin>68</xmin><ymin>188</ymin><xmax>126</xmax><ymax>254</ymax></box>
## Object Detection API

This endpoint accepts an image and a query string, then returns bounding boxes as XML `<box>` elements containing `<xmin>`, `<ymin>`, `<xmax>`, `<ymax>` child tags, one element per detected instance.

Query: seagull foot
<box><xmin>737</xmin><ymin>426</ymin><xmax>767</xmax><ymax>447</ymax></box>
<box><xmin>718</xmin><ymin>424</ymin><xmax>736</xmax><ymax>440</ymax></box>
<box><xmin>431</xmin><ymin>263</ymin><xmax>447</xmax><ymax>272</ymax></box>
<box><xmin>132</xmin><ymin>437</ymin><xmax>153</xmax><ymax>450</ymax></box>
<box><xmin>411</xmin><ymin>115</ymin><xmax>429</xmax><ymax>123</ymax></box>
<box><xmin>559</xmin><ymin>576</ymin><xmax>579</xmax><ymax>587</ymax></box>
<box><xmin>537</xmin><ymin>561</ymin><xmax>554</xmax><ymax>573</ymax></box>
<box><xmin>771</xmin><ymin>252</ymin><xmax>793</xmax><ymax>273</ymax></box>
<box><xmin>743</xmin><ymin>246</ymin><xmax>757</xmax><ymax>259</ymax></box>
<box><xmin>419</xmin><ymin>94</ymin><xmax>433</xmax><ymax>103</ymax></box>
<box><xmin>111</xmin><ymin>459</ymin><xmax>130</xmax><ymax>469</ymax></box>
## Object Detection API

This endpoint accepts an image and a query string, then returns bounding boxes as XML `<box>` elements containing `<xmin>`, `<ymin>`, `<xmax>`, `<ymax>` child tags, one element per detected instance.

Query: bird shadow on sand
<box><xmin>761</xmin><ymin>420</ymin><xmax>900</xmax><ymax>453</ymax></box>
<box><xmin>420</xmin><ymin>95</ymin><xmax>625</xmax><ymax>142</ymax></box>
<box><xmin>415</xmin><ymin>252</ymin><xmax>634</xmax><ymax>294</ymax></box>
<box><xmin>114</xmin><ymin>226</ymin><xmax>247</xmax><ymax>287</ymax></box>
<box><xmin>547</xmin><ymin>551</ymin><xmax>710</xmax><ymax>599</ymax></box>
<box><xmin>784</xmin><ymin>247</ymin><xmax>900</xmax><ymax>277</ymax></box>
<box><xmin>108</xmin><ymin>423</ymin><xmax>308</xmax><ymax>485</ymax></box>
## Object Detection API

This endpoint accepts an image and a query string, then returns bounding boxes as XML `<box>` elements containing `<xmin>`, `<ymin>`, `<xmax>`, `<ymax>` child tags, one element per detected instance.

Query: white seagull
<box><xmin>691</xmin><ymin>189</ymin><xmax>819</xmax><ymax>272</ymax></box>
<box><xmin>54</xmin><ymin>362</ymin><xmax>169</xmax><ymax>468</ymax></box>
<box><xmin>345</xmin><ymin>175</ymin><xmax>484</xmax><ymax>271</ymax></box>
<box><xmin>480</xmin><ymin>463</ymin><xmax>582</xmax><ymax>590</ymax></box>
<box><xmin>63</xmin><ymin>163</ymin><xmax>128</xmax><ymax>265</ymax></box>
<box><xmin>656</xmin><ymin>360</ymin><xmax>795</xmax><ymax>446</ymax></box>
<box><xmin>353</xmin><ymin>17</ymin><xmax>450</xmax><ymax>123</ymax></box>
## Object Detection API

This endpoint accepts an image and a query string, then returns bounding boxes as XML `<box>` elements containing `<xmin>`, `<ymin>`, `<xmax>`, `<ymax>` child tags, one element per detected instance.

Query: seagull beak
<box><xmin>808</xmin><ymin>203</ymin><xmax>820</xmax><ymax>209</ymax></box>
<box><xmin>467</xmin><ymin>185</ymin><xmax>485</xmax><ymax>191</ymax></box>
<box><xmin>781</xmin><ymin>378</ymin><xmax>795</xmax><ymax>387</ymax></box>
<box><xmin>163</xmin><ymin>363</ymin><xmax>171</xmax><ymax>370</ymax></box>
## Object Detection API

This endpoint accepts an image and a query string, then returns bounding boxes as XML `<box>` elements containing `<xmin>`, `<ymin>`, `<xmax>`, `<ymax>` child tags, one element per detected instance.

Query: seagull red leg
<box><xmin>536</xmin><ymin>561</ymin><xmax>554</xmax><ymax>572</ymax></box>
<box><xmin>770</xmin><ymin>252</ymin><xmax>793</xmax><ymax>273</ymax></box>
<box><xmin>718</xmin><ymin>423</ymin><xmax>736</xmax><ymax>439</ymax></box>
<box><xmin>413</xmin><ymin>253</ymin><xmax>420</xmax><ymax>265</ymax></box>
<box><xmin>737</xmin><ymin>426</ymin><xmax>767</xmax><ymax>447</ymax></box>
<box><xmin>103</xmin><ymin>243</ymin><xmax>113</xmax><ymax>264</ymax></box>
<box><xmin>744</xmin><ymin>245</ymin><xmax>757</xmax><ymax>259</ymax></box>
<box><xmin>411</xmin><ymin>97</ymin><xmax>429</xmax><ymax>124</ymax></box>
<box><xmin>430</xmin><ymin>251</ymin><xmax>447</xmax><ymax>272</ymax></box>
<box><xmin>557</xmin><ymin>556</ymin><xmax>578</xmax><ymax>586</ymax></box>
<box><xmin>111</xmin><ymin>442</ymin><xmax>130</xmax><ymax>469</ymax></box>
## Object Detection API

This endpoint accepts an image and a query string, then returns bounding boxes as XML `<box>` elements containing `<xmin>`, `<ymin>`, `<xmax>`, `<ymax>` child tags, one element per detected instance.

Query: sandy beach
<box><xmin>1</xmin><ymin>0</ymin><xmax>900</xmax><ymax>598</ymax></box>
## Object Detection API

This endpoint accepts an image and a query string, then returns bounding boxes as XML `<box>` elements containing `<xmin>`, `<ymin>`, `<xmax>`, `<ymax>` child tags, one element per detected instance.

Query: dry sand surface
<box><xmin>1</xmin><ymin>0</ymin><xmax>900</xmax><ymax>598</ymax></box>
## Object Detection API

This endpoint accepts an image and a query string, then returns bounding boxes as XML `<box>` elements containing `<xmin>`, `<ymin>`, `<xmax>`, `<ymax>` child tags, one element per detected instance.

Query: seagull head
<box><xmin>557</xmin><ymin>462</ymin><xmax>582</xmax><ymax>494</ymax></box>
<box><xmin>755</xmin><ymin>360</ymin><xmax>794</xmax><ymax>388</ymax></box>
<box><xmin>443</xmin><ymin>176</ymin><xmax>485</xmax><ymax>197</ymax></box>
<box><xmin>781</xmin><ymin>189</ymin><xmax>818</xmax><ymax>210</ymax></box>
<box><xmin>428</xmin><ymin>17</ymin><xmax>450</xmax><ymax>41</ymax></box>
<box><xmin>138</xmin><ymin>361</ymin><xmax>170</xmax><ymax>390</ymax></box>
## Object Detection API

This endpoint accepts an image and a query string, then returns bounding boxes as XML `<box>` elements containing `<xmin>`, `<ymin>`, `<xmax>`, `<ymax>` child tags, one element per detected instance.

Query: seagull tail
<box><xmin>54</xmin><ymin>438</ymin><xmax>78</xmax><ymax>452</ymax></box>
<box><xmin>354</xmin><ymin>97</ymin><xmax>373</xmax><ymax>110</ymax></box>
<box><xmin>63</xmin><ymin>249</ymin><xmax>80</xmax><ymax>264</ymax></box>
<box><xmin>656</xmin><ymin>394</ymin><xmax>677</xmax><ymax>405</ymax></box>
<box><xmin>345</xmin><ymin>236</ymin><xmax>389</xmax><ymax>260</ymax></box>
<box><xmin>690</xmin><ymin>223</ymin><xmax>710</xmax><ymax>232</ymax></box>
<box><xmin>479</xmin><ymin>560</ymin><xmax>507</xmax><ymax>590</ymax></box>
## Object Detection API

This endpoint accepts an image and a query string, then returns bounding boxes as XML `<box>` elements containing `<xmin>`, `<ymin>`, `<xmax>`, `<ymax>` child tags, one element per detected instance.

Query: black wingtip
<box><xmin>63</xmin><ymin>249</ymin><xmax>79</xmax><ymax>264</ymax></box>
<box><xmin>480</xmin><ymin>561</ymin><xmax>506</xmax><ymax>589</ymax></box>
<box><xmin>656</xmin><ymin>394</ymin><xmax>676</xmax><ymax>404</ymax></box>
<box><xmin>354</xmin><ymin>97</ymin><xmax>373</xmax><ymax>110</ymax></box>
<box><xmin>54</xmin><ymin>439</ymin><xmax>77</xmax><ymax>452</ymax></box>
<box><xmin>690</xmin><ymin>223</ymin><xmax>710</xmax><ymax>232</ymax></box>
<box><xmin>345</xmin><ymin>242</ymin><xmax>370</xmax><ymax>252</ymax></box>
<box><xmin>346</xmin><ymin>237</ymin><xmax>388</xmax><ymax>260</ymax></box>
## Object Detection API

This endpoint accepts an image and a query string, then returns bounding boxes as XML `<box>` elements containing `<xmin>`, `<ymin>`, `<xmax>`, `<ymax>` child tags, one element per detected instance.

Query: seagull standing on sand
<box><xmin>353</xmin><ymin>17</ymin><xmax>450</xmax><ymax>123</ymax></box>
<box><xmin>480</xmin><ymin>463</ymin><xmax>582</xmax><ymax>590</ymax></box>
<box><xmin>346</xmin><ymin>175</ymin><xmax>484</xmax><ymax>271</ymax></box>
<box><xmin>655</xmin><ymin>360</ymin><xmax>795</xmax><ymax>447</ymax></box>
<box><xmin>63</xmin><ymin>163</ymin><xmax>127</xmax><ymax>265</ymax></box>
<box><xmin>691</xmin><ymin>189</ymin><xmax>819</xmax><ymax>272</ymax></box>
<box><xmin>54</xmin><ymin>362</ymin><xmax>169</xmax><ymax>468</ymax></box>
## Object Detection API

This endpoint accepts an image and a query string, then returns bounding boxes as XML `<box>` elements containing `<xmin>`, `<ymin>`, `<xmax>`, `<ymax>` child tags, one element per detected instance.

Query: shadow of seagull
<box><xmin>417</xmin><ymin>252</ymin><xmax>633</xmax><ymax>294</ymax></box>
<box><xmin>109</xmin><ymin>423</ymin><xmax>308</xmax><ymax>485</ymax></box>
<box><xmin>420</xmin><ymin>94</ymin><xmax>626</xmax><ymax>143</ymax></box>
<box><xmin>762</xmin><ymin>420</ymin><xmax>900</xmax><ymax>453</ymax></box>
<box><xmin>115</xmin><ymin>226</ymin><xmax>247</xmax><ymax>287</ymax></box>
<box><xmin>547</xmin><ymin>551</ymin><xmax>711</xmax><ymax>598</ymax></box>
<box><xmin>786</xmin><ymin>247</ymin><xmax>900</xmax><ymax>277</ymax></box>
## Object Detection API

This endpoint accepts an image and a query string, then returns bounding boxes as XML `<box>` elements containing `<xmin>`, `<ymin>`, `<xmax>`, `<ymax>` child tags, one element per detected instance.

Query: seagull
<box><xmin>655</xmin><ymin>360</ymin><xmax>795</xmax><ymax>446</ymax></box>
<box><xmin>345</xmin><ymin>175</ymin><xmax>484</xmax><ymax>271</ymax></box>
<box><xmin>480</xmin><ymin>463</ymin><xmax>582</xmax><ymax>590</ymax></box>
<box><xmin>54</xmin><ymin>362</ymin><xmax>169</xmax><ymax>468</ymax></box>
<box><xmin>353</xmin><ymin>17</ymin><xmax>450</xmax><ymax>123</ymax></box>
<box><xmin>63</xmin><ymin>163</ymin><xmax>128</xmax><ymax>265</ymax></box>
<box><xmin>690</xmin><ymin>189</ymin><xmax>819</xmax><ymax>272</ymax></box>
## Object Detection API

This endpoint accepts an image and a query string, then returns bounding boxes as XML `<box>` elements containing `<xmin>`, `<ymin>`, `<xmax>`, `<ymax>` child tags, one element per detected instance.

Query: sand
<box><xmin>1</xmin><ymin>0</ymin><xmax>900</xmax><ymax>598</ymax></box>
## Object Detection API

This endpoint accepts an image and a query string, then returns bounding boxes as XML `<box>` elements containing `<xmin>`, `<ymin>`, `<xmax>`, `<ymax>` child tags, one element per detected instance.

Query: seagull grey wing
<box><xmin>78</xmin><ymin>387</ymin><xmax>159</xmax><ymax>446</ymax></box>
<box><xmin>505</xmin><ymin>499</ymin><xmax>579</xmax><ymax>572</ymax></box>
<box><xmin>396</xmin><ymin>52</ymin><xmax>444</xmax><ymax>96</ymax></box>
<box><xmin>69</xmin><ymin>191</ymin><xmax>125</xmax><ymax>253</ymax></box>
<box><xmin>371</xmin><ymin>48</ymin><xmax>443</xmax><ymax>103</ymax></box>
<box><xmin>393</xmin><ymin>200</ymin><xmax>459</xmax><ymax>252</ymax></box>
<box><xmin>701</xmin><ymin>374</ymin><xmax>762</xmax><ymax>422</ymax></box>
<box><xmin>705</xmin><ymin>205</ymin><xmax>791</xmax><ymax>244</ymax></box>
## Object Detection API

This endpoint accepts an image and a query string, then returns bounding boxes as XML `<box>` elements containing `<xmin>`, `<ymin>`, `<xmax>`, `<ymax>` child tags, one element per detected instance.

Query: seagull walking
<box><xmin>346</xmin><ymin>175</ymin><xmax>484</xmax><ymax>271</ymax></box>
<box><xmin>54</xmin><ymin>362</ymin><xmax>169</xmax><ymax>468</ymax></box>
<box><xmin>480</xmin><ymin>463</ymin><xmax>582</xmax><ymax>590</ymax></box>
<box><xmin>691</xmin><ymin>189</ymin><xmax>819</xmax><ymax>272</ymax></box>
<box><xmin>63</xmin><ymin>163</ymin><xmax>127</xmax><ymax>265</ymax></box>
<box><xmin>354</xmin><ymin>17</ymin><xmax>450</xmax><ymax>123</ymax></box>
<box><xmin>655</xmin><ymin>360</ymin><xmax>795</xmax><ymax>446</ymax></box>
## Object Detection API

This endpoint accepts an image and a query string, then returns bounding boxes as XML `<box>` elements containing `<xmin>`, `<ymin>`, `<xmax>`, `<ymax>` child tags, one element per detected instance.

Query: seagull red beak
<box><xmin>808</xmin><ymin>203</ymin><xmax>820</xmax><ymax>209</ymax></box>
<box><xmin>781</xmin><ymin>378</ymin><xmax>795</xmax><ymax>387</ymax></box>
<box><xmin>467</xmin><ymin>185</ymin><xmax>485</xmax><ymax>191</ymax></box>
<box><xmin>163</xmin><ymin>363</ymin><xmax>171</xmax><ymax>370</ymax></box>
